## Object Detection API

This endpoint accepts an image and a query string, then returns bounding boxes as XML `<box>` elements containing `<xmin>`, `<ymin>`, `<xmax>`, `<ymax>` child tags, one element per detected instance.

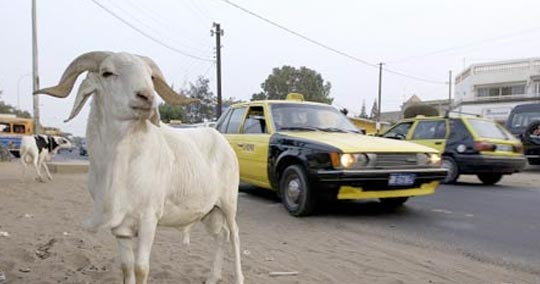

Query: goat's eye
<box><xmin>151</xmin><ymin>75</ymin><xmax>155</xmax><ymax>80</ymax></box>
<box><xmin>102</xmin><ymin>71</ymin><xmax>114</xmax><ymax>78</ymax></box>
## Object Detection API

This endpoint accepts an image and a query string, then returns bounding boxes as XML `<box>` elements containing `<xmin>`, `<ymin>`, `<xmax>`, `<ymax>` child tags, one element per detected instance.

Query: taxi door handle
<box><xmin>237</xmin><ymin>143</ymin><xmax>245</xmax><ymax>147</ymax></box>
<box><xmin>434</xmin><ymin>141</ymin><xmax>442</xmax><ymax>145</ymax></box>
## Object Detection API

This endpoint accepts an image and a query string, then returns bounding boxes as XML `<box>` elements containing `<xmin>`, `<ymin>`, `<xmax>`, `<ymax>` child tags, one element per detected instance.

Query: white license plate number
<box><xmin>496</xmin><ymin>144</ymin><xmax>512</xmax><ymax>152</ymax></box>
<box><xmin>388</xmin><ymin>174</ymin><xmax>416</xmax><ymax>186</ymax></box>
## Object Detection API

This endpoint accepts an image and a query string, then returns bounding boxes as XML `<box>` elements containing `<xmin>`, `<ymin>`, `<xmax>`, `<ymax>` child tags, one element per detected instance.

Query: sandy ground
<box><xmin>0</xmin><ymin>161</ymin><xmax>539</xmax><ymax>284</ymax></box>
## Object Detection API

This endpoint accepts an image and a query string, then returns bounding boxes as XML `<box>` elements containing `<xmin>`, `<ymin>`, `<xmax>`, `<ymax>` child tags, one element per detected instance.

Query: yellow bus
<box><xmin>0</xmin><ymin>114</ymin><xmax>33</xmax><ymax>157</ymax></box>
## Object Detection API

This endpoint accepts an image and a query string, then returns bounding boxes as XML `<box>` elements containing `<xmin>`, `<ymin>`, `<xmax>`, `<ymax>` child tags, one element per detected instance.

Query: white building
<box><xmin>454</xmin><ymin>57</ymin><xmax>540</xmax><ymax>123</ymax></box>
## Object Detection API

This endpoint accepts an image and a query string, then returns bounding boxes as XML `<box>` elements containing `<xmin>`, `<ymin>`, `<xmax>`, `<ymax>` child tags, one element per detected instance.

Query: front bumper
<box><xmin>314</xmin><ymin>168</ymin><xmax>448</xmax><ymax>200</ymax></box>
<box><xmin>454</xmin><ymin>154</ymin><xmax>526</xmax><ymax>174</ymax></box>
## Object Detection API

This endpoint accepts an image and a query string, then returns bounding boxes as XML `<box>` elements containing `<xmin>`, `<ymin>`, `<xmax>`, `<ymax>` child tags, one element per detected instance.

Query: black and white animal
<box><xmin>20</xmin><ymin>135</ymin><xmax>72</xmax><ymax>181</ymax></box>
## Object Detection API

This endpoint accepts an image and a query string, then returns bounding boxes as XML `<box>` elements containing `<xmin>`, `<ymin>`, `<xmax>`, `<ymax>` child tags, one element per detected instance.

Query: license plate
<box><xmin>496</xmin><ymin>144</ymin><xmax>512</xmax><ymax>152</ymax></box>
<box><xmin>388</xmin><ymin>173</ymin><xmax>416</xmax><ymax>186</ymax></box>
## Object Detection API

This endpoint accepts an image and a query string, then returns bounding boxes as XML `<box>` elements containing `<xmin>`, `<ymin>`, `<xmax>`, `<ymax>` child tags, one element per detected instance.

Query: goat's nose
<box><xmin>135</xmin><ymin>89</ymin><xmax>154</xmax><ymax>103</ymax></box>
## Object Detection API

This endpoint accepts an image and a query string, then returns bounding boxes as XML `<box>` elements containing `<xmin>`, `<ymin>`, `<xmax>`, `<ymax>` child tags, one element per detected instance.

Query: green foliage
<box><xmin>251</xmin><ymin>66</ymin><xmax>333</xmax><ymax>104</ymax></box>
<box><xmin>158</xmin><ymin>102</ymin><xmax>186</xmax><ymax>123</ymax></box>
<box><xmin>0</xmin><ymin>100</ymin><xmax>32</xmax><ymax>118</ymax></box>
<box><xmin>369</xmin><ymin>100</ymin><xmax>378</xmax><ymax>120</ymax></box>
<box><xmin>185</xmin><ymin>77</ymin><xmax>216</xmax><ymax>123</ymax></box>
<box><xmin>359</xmin><ymin>99</ymin><xmax>368</xmax><ymax>119</ymax></box>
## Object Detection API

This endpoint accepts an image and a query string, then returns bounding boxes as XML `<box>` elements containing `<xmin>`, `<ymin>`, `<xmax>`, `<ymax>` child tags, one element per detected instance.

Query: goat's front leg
<box><xmin>34</xmin><ymin>155</ymin><xmax>45</xmax><ymax>182</ymax></box>
<box><xmin>135</xmin><ymin>216</ymin><xmax>158</xmax><ymax>284</ymax></box>
<box><xmin>117</xmin><ymin>237</ymin><xmax>135</xmax><ymax>284</ymax></box>
<box><xmin>41</xmin><ymin>160</ymin><xmax>53</xmax><ymax>181</ymax></box>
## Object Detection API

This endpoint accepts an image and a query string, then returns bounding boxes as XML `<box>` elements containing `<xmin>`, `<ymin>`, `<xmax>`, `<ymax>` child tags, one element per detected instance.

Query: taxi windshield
<box><xmin>270</xmin><ymin>103</ymin><xmax>360</xmax><ymax>133</ymax></box>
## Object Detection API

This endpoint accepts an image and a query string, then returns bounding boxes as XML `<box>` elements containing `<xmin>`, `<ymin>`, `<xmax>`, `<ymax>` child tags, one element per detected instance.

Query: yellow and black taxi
<box><xmin>215</xmin><ymin>94</ymin><xmax>448</xmax><ymax>216</ymax></box>
<box><xmin>383</xmin><ymin>115</ymin><xmax>526</xmax><ymax>185</ymax></box>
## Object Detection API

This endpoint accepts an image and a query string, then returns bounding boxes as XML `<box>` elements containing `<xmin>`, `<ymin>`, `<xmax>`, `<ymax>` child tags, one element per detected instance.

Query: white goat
<box><xmin>35</xmin><ymin>52</ymin><xmax>243</xmax><ymax>284</ymax></box>
<box><xmin>20</xmin><ymin>135</ymin><xmax>72</xmax><ymax>182</ymax></box>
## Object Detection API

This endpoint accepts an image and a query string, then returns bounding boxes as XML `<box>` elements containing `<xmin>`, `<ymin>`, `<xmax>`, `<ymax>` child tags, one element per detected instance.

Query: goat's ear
<box><xmin>149</xmin><ymin>107</ymin><xmax>161</xmax><ymax>127</ymax></box>
<box><xmin>64</xmin><ymin>75</ymin><xmax>96</xmax><ymax>123</ymax></box>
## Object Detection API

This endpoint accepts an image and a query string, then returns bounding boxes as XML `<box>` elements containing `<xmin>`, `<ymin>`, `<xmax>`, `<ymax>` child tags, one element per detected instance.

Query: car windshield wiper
<box><xmin>316</xmin><ymin>127</ymin><xmax>350</xmax><ymax>133</ymax></box>
<box><xmin>279</xmin><ymin>126</ymin><xmax>319</xmax><ymax>131</ymax></box>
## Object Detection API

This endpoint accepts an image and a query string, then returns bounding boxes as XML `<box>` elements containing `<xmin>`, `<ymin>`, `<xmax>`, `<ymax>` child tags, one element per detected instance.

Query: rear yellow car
<box><xmin>215</xmin><ymin>95</ymin><xmax>447</xmax><ymax>216</ymax></box>
<box><xmin>383</xmin><ymin>115</ymin><xmax>526</xmax><ymax>185</ymax></box>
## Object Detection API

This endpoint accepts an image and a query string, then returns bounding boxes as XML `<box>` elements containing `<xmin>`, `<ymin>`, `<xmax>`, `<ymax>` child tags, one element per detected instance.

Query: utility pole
<box><xmin>377</xmin><ymin>62</ymin><xmax>383</xmax><ymax>132</ymax></box>
<box><xmin>32</xmin><ymin>0</ymin><xmax>40</xmax><ymax>134</ymax></box>
<box><xmin>212</xmin><ymin>23</ymin><xmax>224</xmax><ymax>118</ymax></box>
<box><xmin>448</xmin><ymin>70</ymin><xmax>452</xmax><ymax>111</ymax></box>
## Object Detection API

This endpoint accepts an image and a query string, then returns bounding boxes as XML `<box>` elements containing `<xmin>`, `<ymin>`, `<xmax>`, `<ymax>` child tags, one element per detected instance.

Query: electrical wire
<box><xmin>220</xmin><ymin>0</ymin><xmax>446</xmax><ymax>85</ymax></box>
<box><xmin>387</xmin><ymin>26</ymin><xmax>540</xmax><ymax>64</ymax></box>
<box><xmin>90</xmin><ymin>0</ymin><xmax>214</xmax><ymax>62</ymax></box>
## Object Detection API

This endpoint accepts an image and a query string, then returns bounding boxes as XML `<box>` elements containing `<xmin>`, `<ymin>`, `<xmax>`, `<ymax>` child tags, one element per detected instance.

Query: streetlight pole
<box><xmin>377</xmin><ymin>62</ymin><xmax>384</xmax><ymax>132</ymax></box>
<box><xmin>212</xmin><ymin>23</ymin><xmax>224</xmax><ymax>118</ymax></box>
<box><xmin>32</xmin><ymin>0</ymin><xmax>41</xmax><ymax>134</ymax></box>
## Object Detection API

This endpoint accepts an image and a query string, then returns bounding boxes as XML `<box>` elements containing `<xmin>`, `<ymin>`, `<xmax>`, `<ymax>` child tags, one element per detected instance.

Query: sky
<box><xmin>1</xmin><ymin>0</ymin><xmax>540</xmax><ymax>136</ymax></box>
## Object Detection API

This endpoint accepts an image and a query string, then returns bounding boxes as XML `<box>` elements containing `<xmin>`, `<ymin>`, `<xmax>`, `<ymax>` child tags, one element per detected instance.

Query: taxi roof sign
<box><xmin>286</xmin><ymin>93</ymin><xmax>305</xmax><ymax>101</ymax></box>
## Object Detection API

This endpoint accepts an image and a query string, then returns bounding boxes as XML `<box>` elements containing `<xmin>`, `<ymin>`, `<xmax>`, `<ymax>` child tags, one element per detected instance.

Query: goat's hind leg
<box><xmin>201</xmin><ymin>208</ymin><xmax>228</xmax><ymax>284</ymax></box>
<box><xmin>221</xmin><ymin>204</ymin><xmax>244</xmax><ymax>284</ymax></box>
<box><xmin>116</xmin><ymin>237</ymin><xmax>136</xmax><ymax>284</ymax></box>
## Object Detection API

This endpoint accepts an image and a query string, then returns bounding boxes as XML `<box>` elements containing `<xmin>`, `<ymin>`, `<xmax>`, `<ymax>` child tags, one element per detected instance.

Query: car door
<box><xmin>409</xmin><ymin>119</ymin><xmax>447</xmax><ymax>153</ymax></box>
<box><xmin>222</xmin><ymin>105</ymin><xmax>272</xmax><ymax>189</ymax></box>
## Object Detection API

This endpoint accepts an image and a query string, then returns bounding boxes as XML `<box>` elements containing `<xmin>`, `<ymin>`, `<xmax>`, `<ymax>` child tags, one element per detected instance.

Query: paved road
<box><xmin>241</xmin><ymin>175</ymin><xmax>540</xmax><ymax>274</ymax></box>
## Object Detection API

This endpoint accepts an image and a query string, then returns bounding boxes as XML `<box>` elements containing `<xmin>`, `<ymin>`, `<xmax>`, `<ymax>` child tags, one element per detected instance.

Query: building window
<box><xmin>476</xmin><ymin>84</ymin><xmax>526</xmax><ymax>98</ymax></box>
<box><xmin>535</xmin><ymin>82</ymin><xmax>540</xmax><ymax>94</ymax></box>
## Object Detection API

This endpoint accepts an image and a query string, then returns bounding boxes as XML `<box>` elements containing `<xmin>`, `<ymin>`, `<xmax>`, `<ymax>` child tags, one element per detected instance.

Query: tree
<box><xmin>251</xmin><ymin>66</ymin><xmax>333</xmax><ymax>104</ymax></box>
<box><xmin>158</xmin><ymin>102</ymin><xmax>187</xmax><ymax>123</ymax></box>
<box><xmin>185</xmin><ymin>76</ymin><xmax>216</xmax><ymax>123</ymax></box>
<box><xmin>0</xmin><ymin>100</ymin><xmax>32</xmax><ymax>118</ymax></box>
<box><xmin>369</xmin><ymin>100</ymin><xmax>378</xmax><ymax>120</ymax></box>
<box><xmin>403</xmin><ymin>104</ymin><xmax>439</xmax><ymax>118</ymax></box>
<box><xmin>359</xmin><ymin>99</ymin><xmax>368</xmax><ymax>119</ymax></box>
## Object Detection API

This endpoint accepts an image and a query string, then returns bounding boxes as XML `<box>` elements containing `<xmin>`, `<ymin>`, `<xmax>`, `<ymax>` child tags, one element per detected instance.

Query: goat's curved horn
<box><xmin>34</xmin><ymin>51</ymin><xmax>112</xmax><ymax>98</ymax></box>
<box><xmin>138</xmin><ymin>55</ymin><xmax>199</xmax><ymax>105</ymax></box>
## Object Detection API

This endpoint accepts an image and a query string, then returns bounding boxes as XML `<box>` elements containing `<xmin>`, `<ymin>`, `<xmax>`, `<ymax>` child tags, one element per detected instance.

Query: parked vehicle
<box><xmin>506</xmin><ymin>103</ymin><xmax>540</xmax><ymax>165</ymax></box>
<box><xmin>383</xmin><ymin>115</ymin><xmax>526</xmax><ymax>185</ymax></box>
<box><xmin>215</xmin><ymin>93</ymin><xmax>447</xmax><ymax>216</ymax></box>
<box><xmin>0</xmin><ymin>114</ymin><xmax>33</xmax><ymax>158</ymax></box>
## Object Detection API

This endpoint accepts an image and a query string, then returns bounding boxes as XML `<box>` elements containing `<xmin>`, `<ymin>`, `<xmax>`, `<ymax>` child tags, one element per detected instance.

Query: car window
<box><xmin>216</xmin><ymin>108</ymin><xmax>232</xmax><ymax>133</ymax></box>
<box><xmin>383</xmin><ymin>122</ymin><xmax>413</xmax><ymax>139</ymax></box>
<box><xmin>225</xmin><ymin>107</ymin><xmax>247</xmax><ymax>134</ymax></box>
<box><xmin>270</xmin><ymin>103</ymin><xmax>359</xmax><ymax>132</ymax></box>
<box><xmin>412</xmin><ymin>120</ymin><xmax>446</xmax><ymax>139</ymax></box>
<box><xmin>243</xmin><ymin>106</ymin><xmax>267</xmax><ymax>134</ymax></box>
<box><xmin>508</xmin><ymin>111</ymin><xmax>540</xmax><ymax>130</ymax></box>
<box><xmin>468</xmin><ymin>119</ymin><xmax>511</xmax><ymax>140</ymax></box>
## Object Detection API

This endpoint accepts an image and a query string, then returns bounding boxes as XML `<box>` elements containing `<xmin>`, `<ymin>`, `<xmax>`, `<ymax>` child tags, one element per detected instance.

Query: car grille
<box><xmin>375</xmin><ymin>153</ymin><xmax>419</xmax><ymax>168</ymax></box>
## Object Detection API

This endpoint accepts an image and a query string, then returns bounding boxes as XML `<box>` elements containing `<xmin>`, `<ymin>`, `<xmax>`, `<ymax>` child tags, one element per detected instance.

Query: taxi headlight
<box><xmin>430</xmin><ymin>153</ymin><xmax>441</xmax><ymax>167</ymax></box>
<box><xmin>416</xmin><ymin>153</ymin><xmax>430</xmax><ymax>166</ymax></box>
<box><xmin>340</xmin><ymin>154</ymin><xmax>356</xmax><ymax>168</ymax></box>
<box><xmin>331</xmin><ymin>153</ymin><xmax>370</xmax><ymax>169</ymax></box>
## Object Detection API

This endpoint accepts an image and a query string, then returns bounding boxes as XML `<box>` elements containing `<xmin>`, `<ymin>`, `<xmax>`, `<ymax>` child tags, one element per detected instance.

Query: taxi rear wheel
<box><xmin>441</xmin><ymin>156</ymin><xmax>459</xmax><ymax>184</ymax></box>
<box><xmin>280</xmin><ymin>165</ymin><xmax>316</xmax><ymax>217</ymax></box>
<box><xmin>477</xmin><ymin>173</ymin><xmax>503</xmax><ymax>185</ymax></box>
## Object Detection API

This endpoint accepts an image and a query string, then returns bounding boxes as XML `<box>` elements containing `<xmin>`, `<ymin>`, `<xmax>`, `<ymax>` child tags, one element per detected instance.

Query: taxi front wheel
<box><xmin>441</xmin><ymin>156</ymin><xmax>459</xmax><ymax>184</ymax></box>
<box><xmin>280</xmin><ymin>165</ymin><xmax>316</xmax><ymax>217</ymax></box>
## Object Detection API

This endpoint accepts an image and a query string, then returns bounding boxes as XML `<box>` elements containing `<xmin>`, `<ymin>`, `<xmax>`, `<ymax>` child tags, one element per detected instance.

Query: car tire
<box><xmin>379</xmin><ymin>197</ymin><xmax>409</xmax><ymax>209</ymax></box>
<box><xmin>477</xmin><ymin>173</ymin><xmax>503</xmax><ymax>185</ymax></box>
<box><xmin>441</xmin><ymin>156</ymin><xmax>459</xmax><ymax>184</ymax></box>
<box><xmin>280</xmin><ymin>164</ymin><xmax>316</xmax><ymax>217</ymax></box>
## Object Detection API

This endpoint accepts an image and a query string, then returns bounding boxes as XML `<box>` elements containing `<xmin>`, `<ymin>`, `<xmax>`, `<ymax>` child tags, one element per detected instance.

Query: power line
<box><xmin>220</xmin><ymin>0</ymin><xmax>446</xmax><ymax>85</ymax></box>
<box><xmin>388</xmin><ymin>26</ymin><xmax>540</xmax><ymax>64</ymax></box>
<box><xmin>90</xmin><ymin>0</ymin><xmax>214</xmax><ymax>62</ymax></box>
<box><xmin>220</xmin><ymin>0</ymin><xmax>377</xmax><ymax>68</ymax></box>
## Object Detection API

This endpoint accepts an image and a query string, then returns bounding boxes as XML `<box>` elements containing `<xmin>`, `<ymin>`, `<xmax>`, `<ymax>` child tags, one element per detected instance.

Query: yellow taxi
<box><xmin>215</xmin><ymin>94</ymin><xmax>448</xmax><ymax>216</ymax></box>
<box><xmin>383</xmin><ymin>115</ymin><xmax>526</xmax><ymax>185</ymax></box>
